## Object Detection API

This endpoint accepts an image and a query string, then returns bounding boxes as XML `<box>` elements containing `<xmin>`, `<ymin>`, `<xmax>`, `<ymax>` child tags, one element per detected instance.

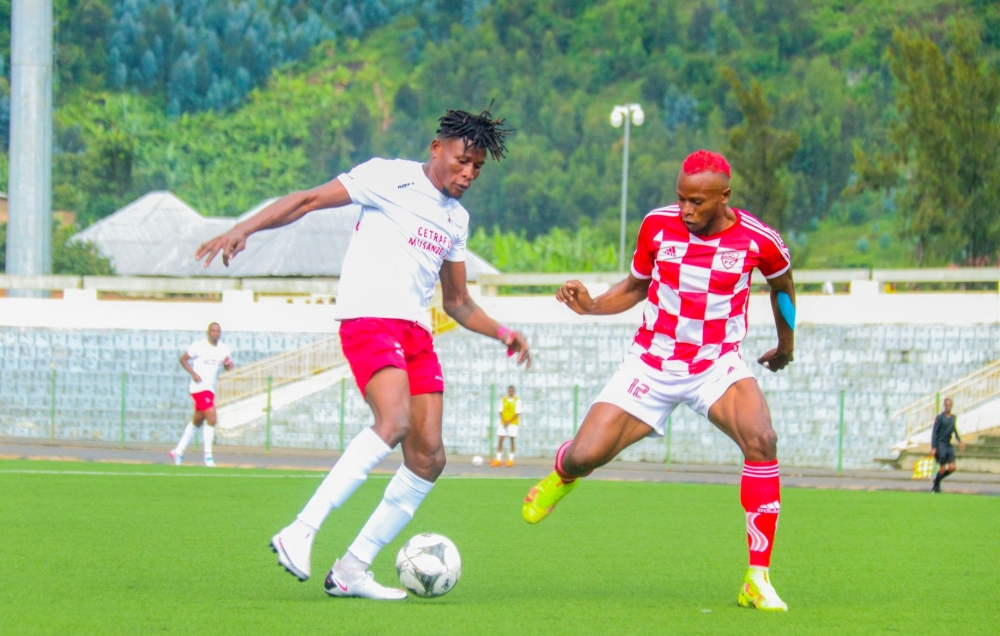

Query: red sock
<box><xmin>554</xmin><ymin>440</ymin><xmax>592</xmax><ymax>482</ymax></box>
<box><xmin>741</xmin><ymin>460</ymin><xmax>780</xmax><ymax>568</ymax></box>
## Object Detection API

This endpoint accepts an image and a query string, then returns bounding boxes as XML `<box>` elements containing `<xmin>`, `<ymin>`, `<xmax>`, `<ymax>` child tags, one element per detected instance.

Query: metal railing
<box><xmin>476</xmin><ymin>267</ymin><xmax>1000</xmax><ymax>295</ymax></box>
<box><xmin>215</xmin><ymin>301</ymin><xmax>457</xmax><ymax>406</ymax></box>
<box><xmin>215</xmin><ymin>334</ymin><xmax>345</xmax><ymax>406</ymax></box>
<box><xmin>894</xmin><ymin>360</ymin><xmax>1000</xmax><ymax>441</ymax></box>
<box><xmin>2</xmin><ymin>268</ymin><xmax>999</xmax><ymax>298</ymax></box>
<box><xmin>0</xmin><ymin>274</ymin><xmax>339</xmax><ymax>295</ymax></box>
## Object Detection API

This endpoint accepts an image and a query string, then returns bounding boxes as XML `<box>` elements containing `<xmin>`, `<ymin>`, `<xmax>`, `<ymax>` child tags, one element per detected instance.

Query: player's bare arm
<box><xmin>557</xmin><ymin>274</ymin><xmax>651</xmax><ymax>316</ymax></box>
<box><xmin>439</xmin><ymin>259</ymin><xmax>531</xmax><ymax>368</ymax></box>
<box><xmin>195</xmin><ymin>178</ymin><xmax>354</xmax><ymax>267</ymax></box>
<box><xmin>179</xmin><ymin>352</ymin><xmax>202</xmax><ymax>384</ymax></box>
<box><xmin>758</xmin><ymin>270</ymin><xmax>795</xmax><ymax>372</ymax></box>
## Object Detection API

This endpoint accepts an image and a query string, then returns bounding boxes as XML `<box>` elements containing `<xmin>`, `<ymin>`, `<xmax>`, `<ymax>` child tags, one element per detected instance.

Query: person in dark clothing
<box><xmin>931</xmin><ymin>398</ymin><xmax>965</xmax><ymax>493</ymax></box>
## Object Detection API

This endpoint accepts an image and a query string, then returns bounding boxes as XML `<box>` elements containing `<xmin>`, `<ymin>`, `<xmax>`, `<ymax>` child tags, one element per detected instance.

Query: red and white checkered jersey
<box><xmin>629</xmin><ymin>205</ymin><xmax>790</xmax><ymax>375</ymax></box>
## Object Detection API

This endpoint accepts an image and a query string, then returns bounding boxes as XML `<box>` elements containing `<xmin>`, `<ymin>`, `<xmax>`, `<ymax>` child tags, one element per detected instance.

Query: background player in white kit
<box><xmin>194</xmin><ymin>108</ymin><xmax>531</xmax><ymax>600</ymax></box>
<box><xmin>170</xmin><ymin>322</ymin><xmax>233</xmax><ymax>467</ymax></box>
<box><xmin>522</xmin><ymin>150</ymin><xmax>796</xmax><ymax>611</ymax></box>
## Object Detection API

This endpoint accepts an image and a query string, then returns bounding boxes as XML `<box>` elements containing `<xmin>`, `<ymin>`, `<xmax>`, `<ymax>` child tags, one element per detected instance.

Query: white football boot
<box><xmin>323</xmin><ymin>562</ymin><xmax>407</xmax><ymax>600</ymax></box>
<box><xmin>168</xmin><ymin>451</ymin><xmax>183</xmax><ymax>466</ymax></box>
<box><xmin>270</xmin><ymin>522</ymin><xmax>315</xmax><ymax>581</ymax></box>
<box><xmin>204</xmin><ymin>456</ymin><xmax>216</xmax><ymax>467</ymax></box>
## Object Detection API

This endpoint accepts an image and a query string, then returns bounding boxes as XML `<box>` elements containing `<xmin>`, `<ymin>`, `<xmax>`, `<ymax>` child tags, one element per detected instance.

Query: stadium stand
<box><xmin>230</xmin><ymin>322</ymin><xmax>1000</xmax><ymax>469</ymax></box>
<box><xmin>3</xmin><ymin>315</ymin><xmax>998</xmax><ymax>470</ymax></box>
<box><xmin>0</xmin><ymin>328</ymin><xmax>321</xmax><ymax>444</ymax></box>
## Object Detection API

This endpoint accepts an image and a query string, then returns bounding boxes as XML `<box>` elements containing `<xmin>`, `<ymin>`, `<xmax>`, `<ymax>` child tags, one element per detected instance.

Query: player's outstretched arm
<box><xmin>556</xmin><ymin>275</ymin><xmax>650</xmax><ymax>316</ymax></box>
<box><xmin>195</xmin><ymin>178</ymin><xmax>353</xmax><ymax>267</ymax></box>
<box><xmin>758</xmin><ymin>270</ymin><xmax>795</xmax><ymax>372</ymax></box>
<box><xmin>439</xmin><ymin>260</ymin><xmax>531</xmax><ymax>368</ymax></box>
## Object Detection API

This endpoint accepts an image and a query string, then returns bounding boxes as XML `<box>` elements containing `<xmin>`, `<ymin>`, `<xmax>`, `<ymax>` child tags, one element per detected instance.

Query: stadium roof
<box><xmin>73</xmin><ymin>191</ymin><xmax>500</xmax><ymax>280</ymax></box>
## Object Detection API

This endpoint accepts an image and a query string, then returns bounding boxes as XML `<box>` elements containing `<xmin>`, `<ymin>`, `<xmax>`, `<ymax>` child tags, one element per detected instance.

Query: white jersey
<box><xmin>186</xmin><ymin>339</ymin><xmax>233</xmax><ymax>394</ymax></box>
<box><xmin>334</xmin><ymin>158</ymin><xmax>469</xmax><ymax>330</ymax></box>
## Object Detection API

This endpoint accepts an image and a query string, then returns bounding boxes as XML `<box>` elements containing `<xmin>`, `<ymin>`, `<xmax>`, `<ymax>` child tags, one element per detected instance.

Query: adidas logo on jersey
<box><xmin>757</xmin><ymin>500</ymin><xmax>781</xmax><ymax>514</ymax></box>
<box><xmin>397</xmin><ymin>181</ymin><xmax>414</xmax><ymax>189</ymax></box>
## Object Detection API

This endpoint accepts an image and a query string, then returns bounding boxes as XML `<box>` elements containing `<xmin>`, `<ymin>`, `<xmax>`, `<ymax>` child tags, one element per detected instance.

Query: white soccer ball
<box><xmin>471</xmin><ymin>455</ymin><xmax>483</xmax><ymax>466</ymax></box>
<box><xmin>395</xmin><ymin>533</ymin><xmax>462</xmax><ymax>598</ymax></box>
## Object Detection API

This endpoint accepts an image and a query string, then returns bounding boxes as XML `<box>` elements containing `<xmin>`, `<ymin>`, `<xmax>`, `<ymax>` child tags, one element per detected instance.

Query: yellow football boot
<box><xmin>522</xmin><ymin>471</ymin><xmax>578</xmax><ymax>524</ymax></box>
<box><xmin>737</xmin><ymin>568</ymin><xmax>788</xmax><ymax>611</ymax></box>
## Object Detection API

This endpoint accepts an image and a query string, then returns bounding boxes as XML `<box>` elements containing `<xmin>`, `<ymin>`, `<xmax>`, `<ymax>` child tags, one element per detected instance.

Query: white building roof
<box><xmin>73</xmin><ymin>191</ymin><xmax>500</xmax><ymax>280</ymax></box>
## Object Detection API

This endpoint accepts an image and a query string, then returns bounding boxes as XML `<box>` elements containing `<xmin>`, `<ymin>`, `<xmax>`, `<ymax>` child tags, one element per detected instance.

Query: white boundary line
<box><xmin>0</xmin><ymin>468</ymin><xmax>512</xmax><ymax>480</ymax></box>
<box><xmin>0</xmin><ymin>469</ymin><xmax>350</xmax><ymax>479</ymax></box>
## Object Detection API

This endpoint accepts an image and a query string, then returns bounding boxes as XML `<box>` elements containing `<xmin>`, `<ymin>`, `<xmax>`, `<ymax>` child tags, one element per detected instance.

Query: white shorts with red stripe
<box><xmin>593</xmin><ymin>351</ymin><xmax>755</xmax><ymax>437</ymax></box>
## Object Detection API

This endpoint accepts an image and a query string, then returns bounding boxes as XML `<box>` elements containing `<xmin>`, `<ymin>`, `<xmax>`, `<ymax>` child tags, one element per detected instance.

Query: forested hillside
<box><xmin>1</xmin><ymin>0</ymin><xmax>998</xmax><ymax>270</ymax></box>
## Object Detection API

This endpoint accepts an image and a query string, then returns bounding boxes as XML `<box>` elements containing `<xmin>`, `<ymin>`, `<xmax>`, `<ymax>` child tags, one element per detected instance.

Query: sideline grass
<box><xmin>1</xmin><ymin>460</ymin><xmax>997</xmax><ymax>635</ymax></box>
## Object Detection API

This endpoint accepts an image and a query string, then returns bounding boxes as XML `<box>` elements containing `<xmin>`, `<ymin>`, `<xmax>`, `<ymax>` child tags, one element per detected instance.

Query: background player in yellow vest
<box><xmin>492</xmin><ymin>385</ymin><xmax>522</xmax><ymax>467</ymax></box>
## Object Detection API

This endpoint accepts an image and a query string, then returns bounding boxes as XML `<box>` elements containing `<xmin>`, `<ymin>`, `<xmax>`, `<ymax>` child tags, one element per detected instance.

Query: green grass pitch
<box><xmin>1</xmin><ymin>459</ymin><xmax>997</xmax><ymax>635</ymax></box>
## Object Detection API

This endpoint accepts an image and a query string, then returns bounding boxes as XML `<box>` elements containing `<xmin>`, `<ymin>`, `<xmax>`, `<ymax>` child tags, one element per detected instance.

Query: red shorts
<box><xmin>339</xmin><ymin>318</ymin><xmax>444</xmax><ymax>397</ymax></box>
<box><xmin>191</xmin><ymin>391</ymin><xmax>215</xmax><ymax>411</ymax></box>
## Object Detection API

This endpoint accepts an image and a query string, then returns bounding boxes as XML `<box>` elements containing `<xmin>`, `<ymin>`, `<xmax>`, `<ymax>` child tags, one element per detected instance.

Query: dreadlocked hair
<box><xmin>436</xmin><ymin>104</ymin><xmax>513</xmax><ymax>162</ymax></box>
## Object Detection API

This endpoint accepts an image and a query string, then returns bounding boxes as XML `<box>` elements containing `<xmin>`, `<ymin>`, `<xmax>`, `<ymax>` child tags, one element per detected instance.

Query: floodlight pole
<box><xmin>6</xmin><ymin>0</ymin><xmax>54</xmax><ymax>296</ymax></box>
<box><xmin>610</xmin><ymin>103</ymin><xmax>644</xmax><ymax>272</ymax></box>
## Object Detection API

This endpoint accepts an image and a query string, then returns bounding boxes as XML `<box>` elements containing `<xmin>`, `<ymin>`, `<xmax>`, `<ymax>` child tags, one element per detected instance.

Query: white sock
<box><xmin>204</xmin><ymin>425</ymin><xmax>215</xmax><ymax>457</ymax></box>
<box><xmin>297</xmin><ymin>428</ymin><xmax>391</xmax><ymax>530</ymax></box>
<box><xmin>346</xmin><ymin>464</ymin><xmax>434</xmax><ymax>566</ymax></box>
<box><xmin>508</xmin><ymin>452</ymin><xmax>515</xmax><ymax>462</ymax></box>
<box><xmin>495</xmin><ymin>451</ymin><xmax>502</xmax><ymax>462</ymax></box>
<box><xmin>175</xmin><ymin>423</ymin><xmax>196</xmax><ymax>454</ymax></box>
<box><xmin>333</xmin><ymin>551</ymin><xmax>369</xmax><ymax>584</ymax></box>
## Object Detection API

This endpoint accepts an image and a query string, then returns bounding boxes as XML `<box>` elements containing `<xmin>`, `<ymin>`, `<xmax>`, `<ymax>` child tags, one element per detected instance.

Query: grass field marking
<box><xmin>0</xmin><ymin>467</ymin><xmax>519</xmax><ymax>481</ymax></box>
<box><xmin>0</xmin><ymin>469</ymin><xmax>341</xmax><ymax>479</ymax></box>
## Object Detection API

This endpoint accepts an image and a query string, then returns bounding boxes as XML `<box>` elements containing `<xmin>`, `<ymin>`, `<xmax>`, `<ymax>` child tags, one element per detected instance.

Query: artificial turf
<box><xmin>1</xmin><ymin>459</ymin><xmax>997</xmax><ymax>635</ymax></box>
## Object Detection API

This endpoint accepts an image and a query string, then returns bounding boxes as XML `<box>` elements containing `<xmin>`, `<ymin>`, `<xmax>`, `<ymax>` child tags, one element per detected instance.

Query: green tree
<box><xmin>853</xmin><ymin>22</ymin><xmax>1000</xmax><ymax>264</ymax></box>
<box><xmin>469</xmin><ymin>224</ymin><xmax>618</xmax><ymax>273</ymax></box>
<box><xmin>55</xmin><ymin>0</ymin><xmax>111</xmax><ymax>92</ymax></box>
<box><xmin>0</xmin><ymin>222</ymin><xmax>114</xmax><ymax>275</ymax></box>
<box><xmin>720</xmin><ymin>67</ymin><xmax>800</xmax><ymax>228</ymax></box>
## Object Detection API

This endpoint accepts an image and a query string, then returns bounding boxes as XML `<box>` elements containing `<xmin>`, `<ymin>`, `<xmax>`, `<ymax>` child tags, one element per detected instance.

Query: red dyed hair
<box><xmin>681</xmin><ymin>150</ymin><xmax>731</xmax><ymax>178</ymax></box>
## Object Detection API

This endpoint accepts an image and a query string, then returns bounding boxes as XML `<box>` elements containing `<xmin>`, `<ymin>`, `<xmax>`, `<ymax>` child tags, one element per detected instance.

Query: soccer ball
<box><xmin>395</xmin><ymin>533</ymin><xmax>462</xmax><ymax>598</ymax></box>
<box><xmin>471</xmin><ymin>455</ymin><xmax>483</xmax><ymax>466</ymax></box>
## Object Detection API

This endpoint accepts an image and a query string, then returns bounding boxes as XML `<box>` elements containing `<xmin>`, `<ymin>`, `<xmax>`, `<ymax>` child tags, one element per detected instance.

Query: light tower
<box><xmin>610</xmin><ymin>103</ymin><xmax>644</xmax><ymax>272</ymax></box>
<box><xmin>6</xmin><ymin>0</ymin><xmax>54</xmax><ymax>296</ymax></box>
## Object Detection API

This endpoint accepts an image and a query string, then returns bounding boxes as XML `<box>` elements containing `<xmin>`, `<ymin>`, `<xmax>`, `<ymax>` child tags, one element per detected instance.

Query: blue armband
<box><xmin>777</xmin><ymin>291</ymin><xmax>796</xmax><ymax>331</ymax></box>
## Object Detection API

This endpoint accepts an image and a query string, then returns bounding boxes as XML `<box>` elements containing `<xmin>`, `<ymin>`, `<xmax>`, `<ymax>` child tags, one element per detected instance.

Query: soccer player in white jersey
<box><xmin>194</xmin><ymin>108</ymin><xmax>531</xmax><ymax>600</ymax></box>
<box><xmin>170</xmin><ymin>322</ymin><xmax>234</xmax><ymax>468</ymax></box>
<box><xmin>522</xmin><ymin>150</ymin><xmax>796</xmax><ymax>611</ymax></box>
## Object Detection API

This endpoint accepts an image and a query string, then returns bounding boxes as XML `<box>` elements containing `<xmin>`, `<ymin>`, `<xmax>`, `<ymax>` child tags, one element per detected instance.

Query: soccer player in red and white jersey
<box><xmin>170</xmin><ymin>322</ymin><xmax>234</xmax><ymax>468</ymax></box>
<box><xmin>522</xmin><ymin>150</ymin><xmax>796</xmax><ymax>611</ymax></box>
<box><xmin>195</xmin><ymin>108</ymin><xmax>531</xmax><ymax>600</ymax></box>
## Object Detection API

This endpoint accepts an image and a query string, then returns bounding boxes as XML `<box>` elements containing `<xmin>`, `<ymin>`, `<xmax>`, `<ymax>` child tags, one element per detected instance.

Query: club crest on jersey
<box><xmin>720</xmin><ymin>251</ymin><xmax>739</xmax><ymax>269</ymax></box>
